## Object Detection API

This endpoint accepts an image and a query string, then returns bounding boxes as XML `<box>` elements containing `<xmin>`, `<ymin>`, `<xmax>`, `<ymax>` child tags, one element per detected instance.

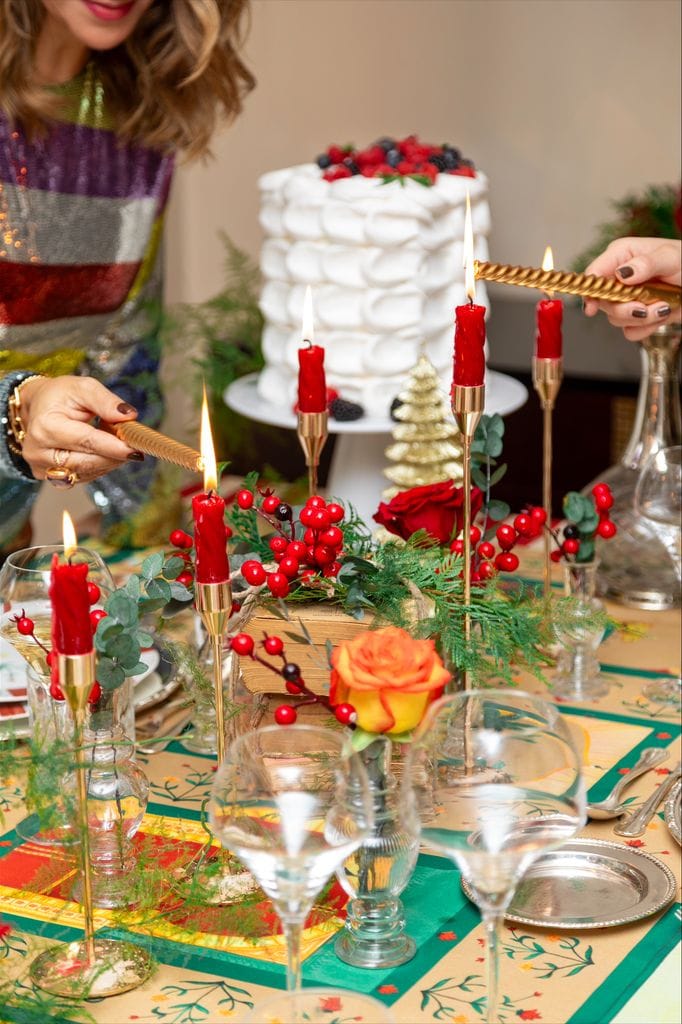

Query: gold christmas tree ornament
<box><xmin>383</xmin><ymin>356</ymin><xmax>463</xmax><ymax>497</ymax></box>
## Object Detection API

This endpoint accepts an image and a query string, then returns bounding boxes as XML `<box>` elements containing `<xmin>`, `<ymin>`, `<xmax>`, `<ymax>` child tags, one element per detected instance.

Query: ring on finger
<box><xmin>46</xmin><ymin>449</ymin><xmax>79</xmax><ymax>489</ymax></box>
<box><xmin>53</xmin><ymin>448</ymin><xmax>70</xmax><ymax>468</ymax></box>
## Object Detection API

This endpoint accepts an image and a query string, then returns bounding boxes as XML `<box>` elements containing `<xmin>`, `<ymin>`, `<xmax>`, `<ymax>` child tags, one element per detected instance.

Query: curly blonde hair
<box><xmin>0</xmin><ymin>0</ymin><xmax>255</xmax><ymax>159</ymax></box>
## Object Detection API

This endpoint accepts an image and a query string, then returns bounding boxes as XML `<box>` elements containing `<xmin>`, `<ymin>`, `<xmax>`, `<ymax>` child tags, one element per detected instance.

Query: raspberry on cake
<box><xmin>257</xmin><ymin>135</ymin><xmax>491</xmax><ymax>419</ymax></box>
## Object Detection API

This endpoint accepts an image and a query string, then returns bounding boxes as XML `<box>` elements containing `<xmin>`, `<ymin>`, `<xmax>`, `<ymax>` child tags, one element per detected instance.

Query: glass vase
<box><xmin>553</xmin><ymin>560</ymin><xmax>608</xmax><ymax>701</ymax></box>
<box><xmin>73</xmin><ymin>726</ymin><xmax>149</xmax><ymax>909</ymax></box>
<box><xmin>589</xmin><ymin>322</ymin><xmax>681</xmax><ymax>609</ymax></box>
<box><xmin>335</xmin><ymin>737</ymin><xmax>419</xmax><ymax>968</ymax></box>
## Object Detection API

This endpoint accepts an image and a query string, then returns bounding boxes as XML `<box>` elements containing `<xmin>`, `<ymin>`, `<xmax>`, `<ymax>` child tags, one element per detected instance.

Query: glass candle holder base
<box><xmin>30</xmin><ymin>938</ymin><xmax>153</xmax><ymax>999</ymax></box>
<box><xmin>334</xmin><ymin>897</ymin><xmax>416</xmax><ymax>968</ymax></box>
<box><xmin>553</xmin><ymin>651</ymin><xmax>609</xmax><ymax>702</ymax></box>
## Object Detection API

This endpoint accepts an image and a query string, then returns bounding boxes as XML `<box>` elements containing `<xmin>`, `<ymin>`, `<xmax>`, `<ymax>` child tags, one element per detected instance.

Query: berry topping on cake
<box><xmin>330</xmin><ymin>398</ymin><xmax>365</xmax><ymax>422</ymax></box>
<box><xmin>319</xmin><ymin>135</ymin><xmax>477</xmax><ymax>185</ymax></box>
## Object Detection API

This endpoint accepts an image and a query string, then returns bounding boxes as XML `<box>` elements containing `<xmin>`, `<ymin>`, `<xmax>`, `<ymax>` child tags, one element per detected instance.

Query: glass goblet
<box><xmin>0</xmin><ymin>545</ymin><xmax>114</xmax><ymax>844</ymax></box>
<box><xmin>404</xmin><ymin>691</ymin><xmax>585</xmax><ymax>1024</ymax></box>
<box><xmin>246</xmin><ymin>988</ymin><xmax>396</xmax><ymax>1023</ymax></box>
<box><xmin>209</xmin><ymin>724</ymin><xmax>373</xmax><ymax>991</ymax></box>
<box><xmin>634</xmin><ymin>445</ymin><xmax>682</xmax><ymax>588</ymax></box>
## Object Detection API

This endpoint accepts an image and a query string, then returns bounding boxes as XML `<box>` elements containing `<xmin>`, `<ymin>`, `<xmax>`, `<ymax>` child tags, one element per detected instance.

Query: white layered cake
<box><xmin>257</xmin><ymin>139</ymin><xmax>491</xmax><ymax>419</ymax></box>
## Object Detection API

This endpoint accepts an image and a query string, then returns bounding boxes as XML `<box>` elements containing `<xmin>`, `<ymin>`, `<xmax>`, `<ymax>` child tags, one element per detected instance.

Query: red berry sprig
<box><xmin>11</xmin><ymin>610</ymin><xmax>102</xmax><ymax>705</ymax></box>
<box><xmin>229</xmin><ymin>632</ymin><xmax>356</xmax><ymax>729</ymax></box>
<box><xmin>548</xmin><ymin>483</ymin><xmax>617</xmax><ymax>563</ymax></box>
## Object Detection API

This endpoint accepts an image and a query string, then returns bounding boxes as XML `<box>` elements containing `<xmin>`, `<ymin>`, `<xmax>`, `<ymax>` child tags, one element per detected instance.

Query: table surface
<box><xmin>0</xmin><ymin>548</ymin><xmax>680</xmax><ymax>1024</ymax></box>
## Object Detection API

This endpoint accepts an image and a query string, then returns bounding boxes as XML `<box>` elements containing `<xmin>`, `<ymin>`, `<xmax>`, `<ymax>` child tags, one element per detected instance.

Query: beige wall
<box><xmin>165</xmin><ymin>0</ymin><xmax>682</xmax><ymax>305</ymax></box>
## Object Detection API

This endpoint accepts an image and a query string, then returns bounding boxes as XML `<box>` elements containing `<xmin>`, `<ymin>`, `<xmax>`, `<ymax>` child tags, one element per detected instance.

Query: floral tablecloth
<box><xmin>0</xmin><ymin>550</ymin><xmax>680</xmax><ymax>1024</ymax></box>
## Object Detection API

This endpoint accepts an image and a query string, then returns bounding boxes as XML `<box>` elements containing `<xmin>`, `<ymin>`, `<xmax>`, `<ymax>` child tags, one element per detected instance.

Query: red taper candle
<box><xmin>298</xmin><ymin>343</ymin><xmax>327</xmax><ymax>413</ymax></box>
<box><xmin>49</xmin><ymin>554</ymin><xmax>94</xmax><ymax>656</ymax></box>
<box><xmin>454</xmin><ymin>302</ymin><xmax>486</xmax><ymax>387</ymax></box>
<box><xmin>535</xmin><ymin>298</ymin><xmax>563</xmax><ymax>359</ymax></box>
<box><xmin>192</xmin><ymin>491</ymin><xmax>230</xmax><ymax>584</ymax></box>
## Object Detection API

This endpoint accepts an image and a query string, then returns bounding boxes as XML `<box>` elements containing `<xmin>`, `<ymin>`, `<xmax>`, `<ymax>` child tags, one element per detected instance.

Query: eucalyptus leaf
<box><xmin>488</xmin><ymin>463</ymin><xmax>508</xmax><ymax>487</ymax></box>
<box><xmin>136</xmin><ymin>631</ymin><xmax>154</xmax><ymax>648</ymax></box>
<box><xmin>471</xmin><ymin>467</ymin><xmax>488</xmax><ymax>490</ymax></box>
<box><xmin>124</xmin><ymin>575</ymin><xmax>141</xmax><ymax>600</ymax></box>
<box><xmin>146</xmin><ymin>579</ymin><xmax>172</xmax><ymax>603</ymax></box>
<box><xmin>577</xmin><ymin>538</ymin><xmax>595</xmax><ymax>562</ymax></box>
<box><xmin>162</xmin><ymin>556</ymin><xmax>185</xmax><ymax>580</ymax></box>
<box><xmin>487</xmin><ymin>499</ymin><xmax>510</xmax><ymax>522</ymax></box>
<box><xmin>169</xmin><ymin>581</ymin><xmax>193</xmax><ymax>602</ymax></box>
<box><xmin>564</xmin><ymin>491</ymin><xmax>592</xmax><ymax>524</ymax></box>
<box><xmin>126</xmin><ymin>660</ymin><xmax>151</xmax><ymax>677</ymax></box>
<box><xmin>105</xmin><ymin>593</ymin><xmax>138</xmax><ymax>628</ymax></box>
<box><xmin>106</xmin><ymin>633</ymin><xmax>138</xmax><ymax>663</ymax></box>
<box><xmin>97</xmin><ymin>658</ymin><xmax>126</xmax><ymax>690</ymax></box>
<box><xmin>484</xmin><ymin>435</ymin><xmax>504</xmax><ymax>458</ymax></box>
<box><xmin>140</xmin><ymin>552</ymin><xmax>164</xmax><ymax>580</ymax></box>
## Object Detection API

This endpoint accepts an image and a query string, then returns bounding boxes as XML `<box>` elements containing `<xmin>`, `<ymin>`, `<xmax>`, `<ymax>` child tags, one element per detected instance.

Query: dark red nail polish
<box><xmin>127</xmin><ymin>451</ymin><xmax>144</xmax><ymax>461</ymax></box>
<box><xmin>117</xmin><ymin>402</ymin><xmax>137</xmax><ymax>415</ymax></box>
<box><xmin>632</xmin><ymin>309</ymin><xmax>648</xmax><ymax>319</ymax></box>
<box><xmin>617</xmin><ymin>265</ymin><xmax>634</xmax><ymax>279</ymax></box>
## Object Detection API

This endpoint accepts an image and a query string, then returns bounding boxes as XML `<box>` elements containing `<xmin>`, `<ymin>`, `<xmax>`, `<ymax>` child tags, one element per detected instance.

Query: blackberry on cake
<box><xmin>330</xmin><ymin>398</ymin><xmax>365</xmax><ymax>422</ymax></box>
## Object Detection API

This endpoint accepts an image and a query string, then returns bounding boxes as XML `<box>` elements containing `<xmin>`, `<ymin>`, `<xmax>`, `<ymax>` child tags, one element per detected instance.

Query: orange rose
<box><xmin>330</xmin><ymin>626</ymin><xmax>450</xmax><ymax>735</ymax></box>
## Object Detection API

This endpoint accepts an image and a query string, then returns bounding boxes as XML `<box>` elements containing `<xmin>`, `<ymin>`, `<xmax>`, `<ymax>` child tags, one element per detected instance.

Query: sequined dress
<box><xmin>0</xmin><ymin>66</ymin><xmax>175</xmax><ymax>549</ymax></box>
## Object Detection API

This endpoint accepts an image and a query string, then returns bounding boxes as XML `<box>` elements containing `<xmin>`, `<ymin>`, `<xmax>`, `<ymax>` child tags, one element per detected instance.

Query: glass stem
<box><xmin>282</xmin><ymin>919</ymin><xmax>303</xmax><ymax>991</ymax></box>
<box><xmin>482</xmin><ymin>910</ymin><xmax>502</xmax><ymax>1024</ymax></box>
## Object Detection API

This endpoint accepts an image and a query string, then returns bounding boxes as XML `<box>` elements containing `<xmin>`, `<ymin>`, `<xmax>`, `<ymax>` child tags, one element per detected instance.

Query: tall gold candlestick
<box><xmin>115</xmin><ymin>421</ymin><xmax>202</xmax><ymax>473</ymax></box>
<box><xmin>30</xmin><ymin>652</ymin><xmax>152</xmax><ymax>998</ymax></box>
<box><xmin>297</xmin><ymin>410</ymin><xmax>329</xmax><ymax>496</ymax></box>
<box><xmin>474</xmin><ymin>259</ymin><xmax>681</xmax><ymax>307</ymax></box>
<box><xmin>452</xmin><ymin>385</ymin><xmax>485</xmax><ymax>689</ymax></box>
<box><xmin>532</xmin><ymin>359</ymin><xmax>564</xmax><ymax>601</ymax></box>
<box><xmin>195</xmin><ymin>580</ymin><xmax>233</xmax><ymax>764</ymax></box>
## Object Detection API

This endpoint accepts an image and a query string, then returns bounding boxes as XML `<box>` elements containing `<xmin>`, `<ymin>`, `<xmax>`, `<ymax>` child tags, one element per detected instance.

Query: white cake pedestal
<box><xmin>224</xmin><ymin>372</ymin><xmax>528</xmax><ymax>526</ymax></box>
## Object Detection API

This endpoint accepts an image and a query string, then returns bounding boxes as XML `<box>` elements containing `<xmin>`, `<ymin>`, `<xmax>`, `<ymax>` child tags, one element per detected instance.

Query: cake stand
<box><xmin>225</xmin><ymin>371</ymin><xmax>527</xmax><ymax>526</ymax></box>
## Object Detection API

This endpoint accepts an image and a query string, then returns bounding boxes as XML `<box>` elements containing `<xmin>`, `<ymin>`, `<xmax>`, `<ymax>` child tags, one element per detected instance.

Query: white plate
<box><xmin>0</xmin><ymin>638</ymin><xmax>29</xmax><ymax>703</ymax></box>
<box><xmin>133</xmin><ymin>647</ymin><xmax>161</xmax><ymax>685</ymax></box>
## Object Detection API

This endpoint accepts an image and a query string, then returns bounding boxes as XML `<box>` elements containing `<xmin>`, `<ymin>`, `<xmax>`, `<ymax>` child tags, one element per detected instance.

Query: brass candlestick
<box><xmin>195</xmin><ymin>580</ymin><xmax>232</xmax><ymax>764</ymax></box>
<box><xmin>452</xmin><ymin>384</ymin><xmax>485</xmax><ymax>689</ymax></box>
<box><xmin>115</xmin><ymin>421</ymin><xmax>202</xmax><ymax>473</ymax></box>
<box><xmin>474</xmin><ymin>259</ymin><xmax>681</xmax><ymax>307</ymax></box>
<box><xmin>297</xmin><ymin>410</ymin><xmax>329</xmax><ymax>496</ymax></box>
<box><xmin>30</xmin><ymin>652</ymin><xmax>152</xmax><ymax>999</ymax></box>
<box><xmin>532</xmin><ymin>358</ymin><xmax>564</xmax><ymax>601</ymax></box>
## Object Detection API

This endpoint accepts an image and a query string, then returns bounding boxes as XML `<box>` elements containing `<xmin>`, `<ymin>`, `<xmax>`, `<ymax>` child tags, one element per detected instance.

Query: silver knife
<box><xmin>614</xmin><ymin>761</ymin><xmax>682</xmax><ymax>838</ymax></box>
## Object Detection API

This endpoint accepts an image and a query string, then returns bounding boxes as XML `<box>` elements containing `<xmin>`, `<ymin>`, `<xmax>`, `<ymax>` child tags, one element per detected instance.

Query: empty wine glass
<box><xmin>208</xmin><ymin>724</ymin><xmax>373</xmax><ymax>991</ymax></box>
<box><xmin>404</xmin><ymin>691</ymin><xmax>585</xmax><ymax>1024</ymax></box>
<box><xmin>0</xmin><ymin>545</ymin><xmax>115</xmax><ymax>844</ymax></box>
<box><xmin>634</xmin><ymin>445</ymin><xmax>681</xmax><ymax>590</ymax></box>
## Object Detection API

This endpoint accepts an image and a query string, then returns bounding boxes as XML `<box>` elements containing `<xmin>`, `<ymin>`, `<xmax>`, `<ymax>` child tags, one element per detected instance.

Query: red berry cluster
<box><xmin>550</xmin><ymin>483</ymin><xmax>617</xmax><ymax>563</ymax></box>
<box><xmin>12</xmin><ymin>588</ymin><xmax>103</xmax><ymax>705</ymax></box>
<box><xmin>236</xmin><ymin>489</ymin><xmax>345</xmax><ymax>600</ymax></box>
<box><xmin>318</xmin><ymin>135</ymin><xmax>476</xmax><ymax>185</ymax></box>
<box><xmin>230</xmin><ymin>632</ymin><xmax>356</xmax><ymax>728</ymax></box>
<box><xmin>449</xmin><ymin>507</ymin><xmax>547</xmax><ymax>582</ymax></box>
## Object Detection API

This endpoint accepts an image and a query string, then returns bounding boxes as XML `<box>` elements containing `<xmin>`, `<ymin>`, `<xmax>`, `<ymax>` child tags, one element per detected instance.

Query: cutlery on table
<box><xmin>587</xmin><ymin>747</ymin><xmax>670</xmax><ymax>820</ymax></box>
<box><xmin>614</xmin><ymin>762</ymin><xmax>682</xmax><ymax>838</ymax></box>
<box><xmin>135</xmin><ymin>700</ymin><xmax>193</xmax><ymax>755</ymax></box>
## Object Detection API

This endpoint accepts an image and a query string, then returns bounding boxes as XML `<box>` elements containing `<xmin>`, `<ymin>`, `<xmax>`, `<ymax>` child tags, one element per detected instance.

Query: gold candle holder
<box><xmin>115</xmin><ymin>421</ymin><xmax>203</xmax><ymax>473</ymax></box>
<box><xmin>195</xmin><ymin>580</ymin><xmax>233</xmax><ymax>764</ymax></box>
<box><xmin>297</xmin><ymin>410</ymin><xmax>329</xmax><ymax>496</ymax></box>
<box><xmin>474</xmin><ymin>259</ymin><xmax>681</xmax><ymax>307</ymax></box>
<box><xmin>452</xmin><ymin>384</ymin><xmax>485</xmax><ymax>689</ymax></box>
<box><xmin>30</xmin><ymin>652</ymin><xmax>152</xmax><ymax>999</ymax></box>
<box><xmin>533</xmin><ymin>358</ymin><xmax>564</xmax><ymax>601</ymax></box>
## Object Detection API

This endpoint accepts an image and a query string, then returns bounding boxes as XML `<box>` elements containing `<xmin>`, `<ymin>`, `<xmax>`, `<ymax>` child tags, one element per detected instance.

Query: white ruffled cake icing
<box><xmin>257</xmin><ymin>163</ymin><xmax>491</xmax><ymax>418</ymax></box>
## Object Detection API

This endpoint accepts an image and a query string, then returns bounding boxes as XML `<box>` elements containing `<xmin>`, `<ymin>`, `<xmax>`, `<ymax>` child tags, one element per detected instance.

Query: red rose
<box><xmin>374</xmin><ymin>481</ymin><xmax>483</xmax><ymax>545</ymax></box>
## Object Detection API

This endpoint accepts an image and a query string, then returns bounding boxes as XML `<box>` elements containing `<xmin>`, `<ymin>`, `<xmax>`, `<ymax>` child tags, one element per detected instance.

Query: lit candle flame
<box><xmin>463</xmin><ymin>191</ymin><xmax>476</xmax><ymax>302</ymax></box>
<box><xmin>542</xmin><ymin>245</ymin><xmax>555</xmax><ymax>299</ymax></box>
<box><xmin>62</xmin><ymin>510</ymin><xmax>77</xmax><ymax>558</ymax></box>
<box><xmin>302</xmin><ymin>285</ymin><xmax>314</xmax><ymax>343</ymax></box>
<box><xmin>200</xmin><ymin>385</ymin><xmax>218</xmax><ymax>492</ymax></box>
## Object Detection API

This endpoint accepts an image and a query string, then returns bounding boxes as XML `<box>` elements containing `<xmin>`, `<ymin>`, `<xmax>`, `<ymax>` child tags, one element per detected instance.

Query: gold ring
<box><xmin>53</xmin><ymin>448</ymin><xmax>70</xmax><ymax>468</ymax></box>
<box><xmin>46</xmin><ymin>466</ymin><xmax>79</xmax><ymax>489</ymax></box>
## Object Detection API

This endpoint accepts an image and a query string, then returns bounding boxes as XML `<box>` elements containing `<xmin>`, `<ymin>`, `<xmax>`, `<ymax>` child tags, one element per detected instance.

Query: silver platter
<box><xmin>664</xmin><ymin>780</ymin><xmax>681</xmax><ymax>846</ymax></box>
<box><xmin>461</xmin><ymin>838</ymin><xmax>676</xmax><ymax>929</ymax></box>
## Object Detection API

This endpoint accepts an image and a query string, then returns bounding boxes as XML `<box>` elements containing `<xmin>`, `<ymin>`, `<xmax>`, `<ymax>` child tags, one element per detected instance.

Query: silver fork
<box><xmin>614</xmin><ymin>761</ymin><xmax>682</xmax><ymax>838</ymax></box>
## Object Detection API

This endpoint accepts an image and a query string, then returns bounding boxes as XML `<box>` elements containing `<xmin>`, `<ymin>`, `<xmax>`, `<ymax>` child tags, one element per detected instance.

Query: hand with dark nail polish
<box><xmin>632</xmin><ymin>309</ymin><xmax>648</xmax><ymax>319</ymax></box>
<box><xmin>617</xmin><ymin>265</ymin><xmax>634</xmax><ymax>279</ymax></box>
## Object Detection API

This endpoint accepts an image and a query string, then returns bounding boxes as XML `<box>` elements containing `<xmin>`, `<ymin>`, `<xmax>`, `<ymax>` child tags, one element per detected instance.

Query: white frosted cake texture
<box><xmin>257</xmin><ymin>163</ymin><xmax>491</xmax><ymax>419</ymax></box>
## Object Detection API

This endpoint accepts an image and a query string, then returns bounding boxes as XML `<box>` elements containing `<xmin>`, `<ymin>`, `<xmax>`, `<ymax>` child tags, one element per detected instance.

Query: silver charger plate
<box><xmin>461</xmin><ymin>838</ymin><xmax>676</xmax><ymax>929</ymax></box>
<box><xmin>664</xmin><ymin>780</ymin><xmax>681</xmax><ymax>846</ymax></box>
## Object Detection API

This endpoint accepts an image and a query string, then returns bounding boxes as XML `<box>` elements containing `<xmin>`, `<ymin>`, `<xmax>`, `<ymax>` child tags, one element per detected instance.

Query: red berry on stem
<box><xmin>320</xmin><ymin>526</ymin><xmax>343</xmax><ymax>548</ymax></box>
<box><xmin>241</xmin><ymin>560</ymin><xmax>267</xmax><ymax>586</ymax></box>
<box><xmin>591</xmin><ymin>482</ymin><xmax>611</xmax><ymax>497</ymax></box>
<box><xmin>267</xmin><ymin>572</ymin><xmax>290</xmax><ymax>598</ymax></box>
<box><xmin>597</xmin><ymin>519</ymin><xmax>617</xmax><ymax>539</ymax></box>
<box><xmin>15</xmin><ymin>615</ymin><xmax>34</xmax><ymax>636</ymax></box>
<box><xmin>496</xmin><ymin>524</ymin><xmax>517</xmax><ymax>551</ymax></box>
<box><xmin>323</xmin><ymin>561</ymin><xmax>342</xmax><ymax>578</ymax></box>
<box><xmin>299</xmin><ymin>507</ymin><xmax>316</xmax><ymax>527</ymax></box>
<box><xmin>224</xmin><ymin>524</ymin><xmax>233</xmax><ymax>539</ymax></box>
<box><xmin>170</xmin><ymin>529</ymin><xmax>193</xmax><ymax>549</ymax></box>
<box><xmin>263</xmin><ymin>635</ymin><xmax>284</xmax><ymax>656</ymax></box>
<box><xmin>176</xmin><ymin>570</ymin><xmax>194</xmax><ymax>588</ymax></box>
<box><xmin>334</xmin><ymin>703</ymin><xmax>356</xmax><ymax>726</ymax></box>
<box><xmin>236</xmin><ymin>489</ymin><xmax>254</xmax><ymax>510</ymax></box>
<box><xmin>90</xmin><ymin>608</ymin><xmax>107</xmax><ymax>629</ymax></box>
<box><xmin>311</xmin><ymin>509</ymin><xmax>331</xmax><ymax>529</ymax></box>
<box><xmin>478</xmin><ymin>560</ymin><xmax>496</xmax><ymax>580</ymax></box>
<box><xmin>478</xmin><ymin>541</ymin><xmax>495</xmax><ymax>560</ymax></box>
<box><xmin>594</xmin><ymin>490</ymin><xmax>614</xmax><ymax>511</ymax></box>
<box><xmin>49</xmin><ymin>681</ymin><xmax>65</xmax><ymax>701</ymax></box>
<box><xmin>287</xmin><ymin>540</ymin><xmax>308</xmax><ymax>560</ymax></box>
<box><xmin>313</xmin><ymin>544</ymin><xmax>334</xmax><ymax>566</ymax></box>
<box><xmin>551</xmin><ymin>549</ymin><xmax>562</xmax><ymax>563</ymax></box>
<box><xmin>530</xmin><ymin>507</ymin><xmax>547</xmax><ymax>526</ymax></box>
<box><xmin>307</xmin><ymin>495</ymin><xmax>326</xmax><ymax>509</ymax></box>
<box><xmin>88</xmin><ymin>682</ymin><xmax>102</xmax><ymax>705</ymax></box>
<box><xmin>231</xmin><ymin>634</ymin><xmax>255</xmax><ymax>656</ymax></box>
<box><xmin>513</xmin><ymin>514</ymin><xmax>533</xmax><ymax>537</ymax></box>
<box><xmin>86</xmin><ymin>581</ymin><xmax>101</xmax><ymax>605</ymax></box>
<box><xmin>300</xmin><ymin>569</ymin><xmax>317</xmax><ymax>584</ymax></box>
<box><xmin>495</xmin><ymin>551</ymin><xmax>519</xmax><ymax>572</ymax></box>
<box><xmin>469</xmin><ymin>525</ymin><xmax>482</xmax><ymax>545</ymax></box>
<box><xmin>450</xmin><ymin>538</ymin><xmax>465</xmax><ymax>555</ymax></box>
<box><xmin>563</xmin><ymin>538</ymin><xmax>580</xmax><ymax>555</ymax></box>
<box><xmin>274</xmin><ymin>705</ymin><xmax>297</xmax><ymax>725</ymax></box>
<box><xmin>279</xmin><ymin>556</ymin><xmax>300</xmax><ymax>579</ymax></box>
<box><xmin>269</xmin><ymin>535</ymin><xmax>288</xmax><ymax>555</ymax></box>
<box><xmin>262</xmin><ymin>495</ymin><xmax>280</xmax><ymax>514</ymax></box>
<box><xmin>326</xmin><ymin>503</ymin><xmax>344</xmax><ymax>523</ymax></box>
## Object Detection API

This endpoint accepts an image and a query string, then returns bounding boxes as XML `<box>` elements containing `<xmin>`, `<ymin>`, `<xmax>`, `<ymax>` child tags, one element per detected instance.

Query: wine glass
<box><xmin>403</xmin><ymin>691</ymin><xmax>585</xmax><ymax>1024</ymax></box>
<box><xmin>0</xmin><ymin>545</ymin><xmax>115</xmax><ymax>844</ymax></box>
<box><xmin>246</xmin><ymin>988</ymin><xmax>396</xmax><ymax>1023</ymax></box>
<box><xmin>634</xmin><ymin>445</ymin><xmax>681</xmax><ymax>589</ymax></box>
<box><xmin>209</xmin><ymin>724</ymin><xmax>373</xmax><ymax>991</ymax></box>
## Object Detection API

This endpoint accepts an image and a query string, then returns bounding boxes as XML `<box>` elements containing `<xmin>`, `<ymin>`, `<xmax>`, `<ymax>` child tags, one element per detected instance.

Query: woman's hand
<box><xmin>583</xmin><ymin>237</ymin><xmax>681</xmax><ymax>341</ymax></box>
<box><xmin>19</xmin><ymin>375</ymin><xmax>144</xmax><ymax>484</ymax></box>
